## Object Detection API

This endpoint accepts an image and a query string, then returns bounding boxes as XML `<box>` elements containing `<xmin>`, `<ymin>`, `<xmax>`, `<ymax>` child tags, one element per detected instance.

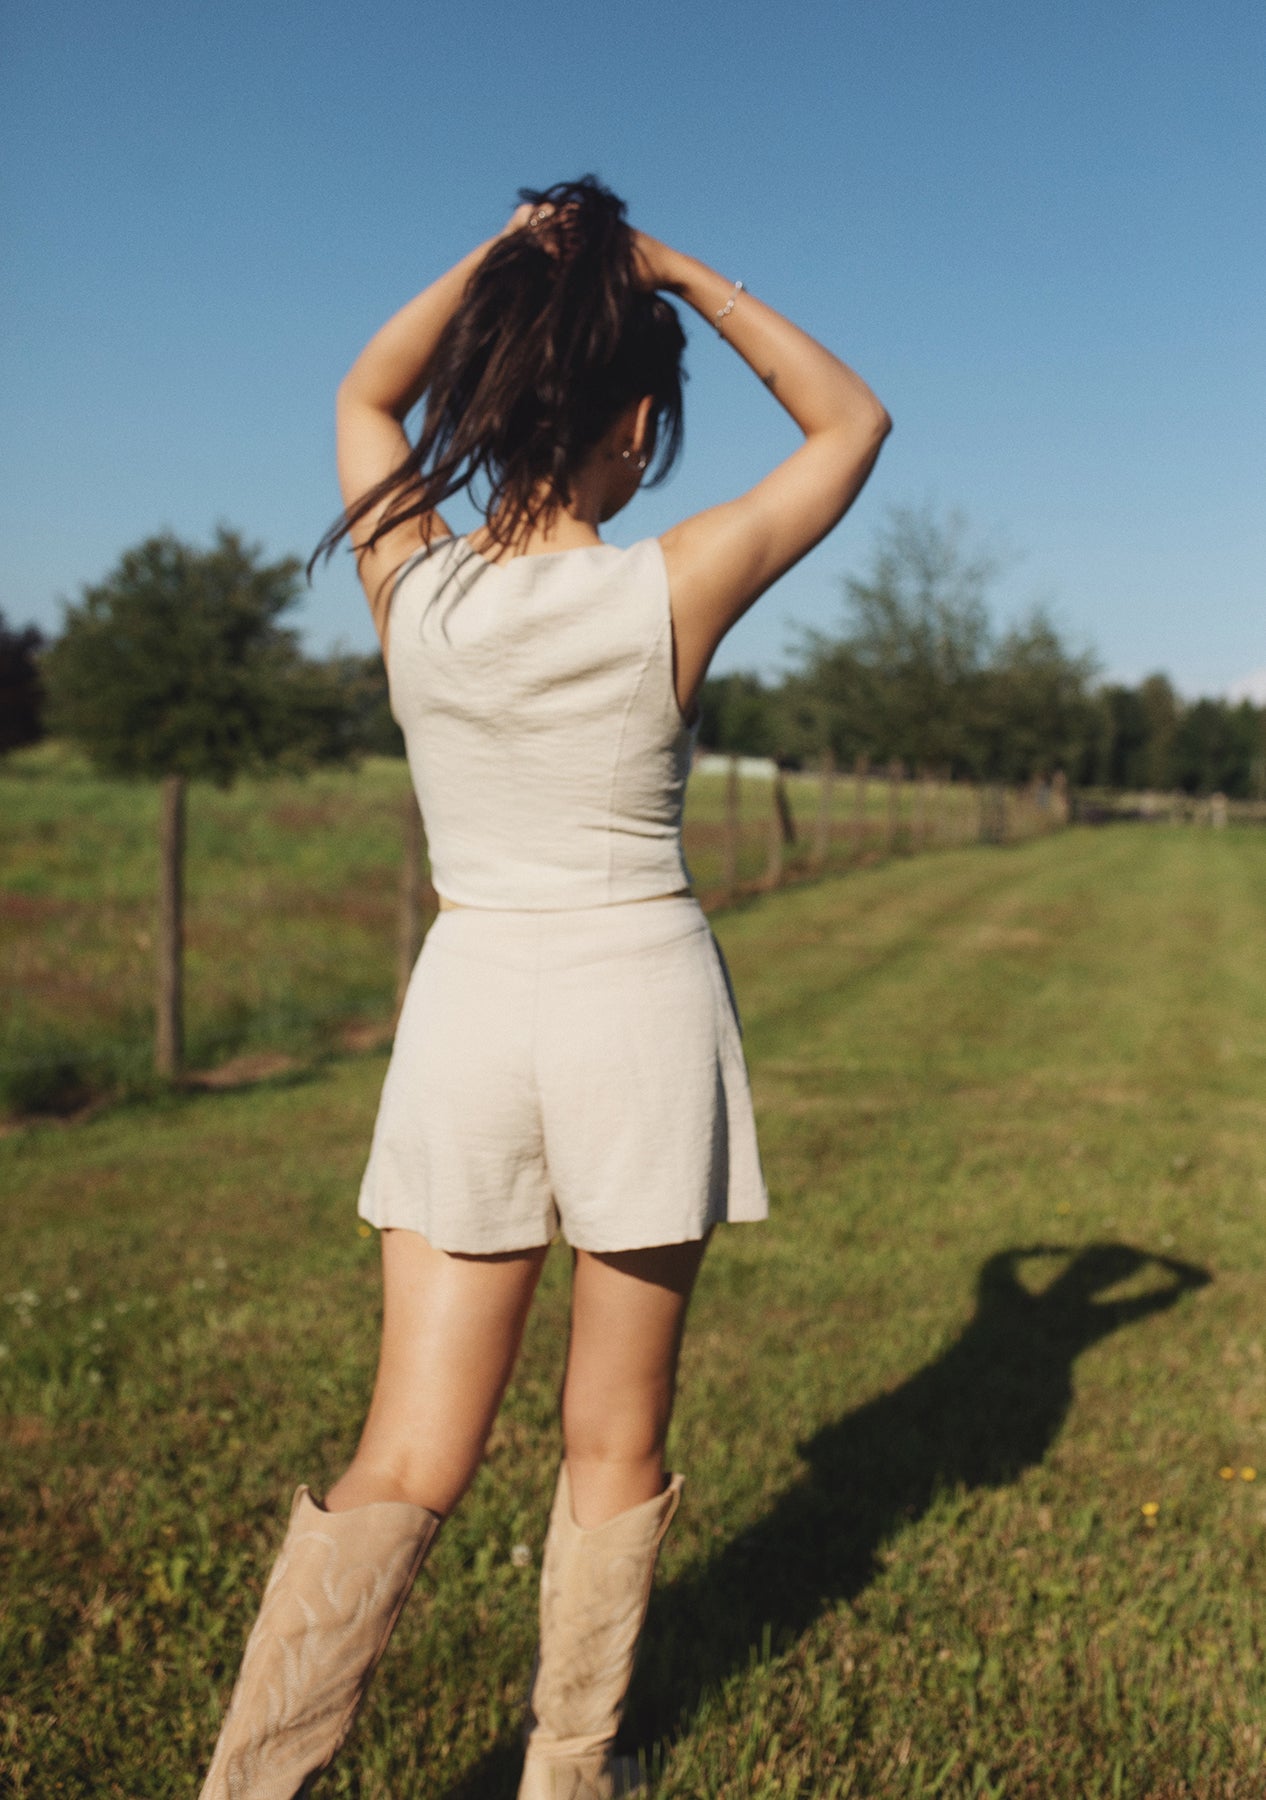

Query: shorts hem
<box><xmin>359</xmin><ymin>1211</ymin><xmax>560</xmax><ymax>1255</ymax></box>
<box><xmin>561</xmin><ymin>1212</ymin><xmax>768</xmax><ymax>1253</ymax></box>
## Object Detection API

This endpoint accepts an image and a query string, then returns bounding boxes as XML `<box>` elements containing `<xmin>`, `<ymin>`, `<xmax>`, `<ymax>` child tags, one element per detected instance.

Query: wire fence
<box><xmin>17</xmin><ymin>751</ymin><xmax>1249</xmax><ymax>1111</ymax></box>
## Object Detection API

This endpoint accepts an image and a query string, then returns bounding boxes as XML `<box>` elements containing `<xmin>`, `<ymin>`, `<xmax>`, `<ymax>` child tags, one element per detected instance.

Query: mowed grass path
<box><xmin>3</xmin><ymin>828</ymin><xmax>1265</xmax><ymax>1797</ymax></box>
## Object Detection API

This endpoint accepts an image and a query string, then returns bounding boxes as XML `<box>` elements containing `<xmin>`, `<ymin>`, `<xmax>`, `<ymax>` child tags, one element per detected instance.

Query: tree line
<box><xmin>5</xmin><ymin>507</ymin><xmax>1261</xmax><ymax>798</ymax></box>
<box><xmin>699</xmin><ymin>507</ymin><xmax>1265</xmax><ymax>800</ymax></box>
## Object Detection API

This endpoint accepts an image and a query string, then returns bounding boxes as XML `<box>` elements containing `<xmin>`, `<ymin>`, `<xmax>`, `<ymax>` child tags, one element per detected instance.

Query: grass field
<box><xmin>3</xmin><ymin>819</ymin><xmax>1266</xmax><ymax>1795</ymax></box>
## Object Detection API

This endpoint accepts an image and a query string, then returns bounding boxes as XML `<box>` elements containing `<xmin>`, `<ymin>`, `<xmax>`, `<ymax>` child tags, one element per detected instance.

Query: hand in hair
<box><xmin>501</xmin><ymin>198</ymin><xmax>583</xmax><ymax>264</ymax></box>
<box><xmin>629</xmin><ymin>230</ymin><xmax>683</xmax><ymax>295</ymax></box>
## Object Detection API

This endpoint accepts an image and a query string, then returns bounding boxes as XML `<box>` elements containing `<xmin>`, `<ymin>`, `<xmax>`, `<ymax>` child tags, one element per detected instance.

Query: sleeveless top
<box><xmin>386</xmin><ymin>534</ymin><xmax>701</xmax><ymax>908</ymax></box>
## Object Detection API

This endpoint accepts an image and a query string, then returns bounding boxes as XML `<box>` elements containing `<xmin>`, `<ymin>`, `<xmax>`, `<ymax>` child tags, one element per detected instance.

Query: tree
<box><xmin>0</xmin><ymin>611</ymin><xmax>45</xmax><ymax>753</ymax></box>
<box><xmin>785</xmin><ymin>505</ymin><xmax>1100</xmax><ymax>786</ymax></box>
<box><xmin>1137</xmin><ymin>673</ymin><xmax>1180</xmax><ymax>791</ymax></box>
<box><xmin>42</xmin><ymin>528</ymin><xmax>355</xmax><ymax>1076</ymax></box>
<box><xmin>320</xmin><ymin>650</ymin><xmax>405</xmax><ymax>758</ymax></box>
<box><xmin>697</xmin><ymin>672</ymin><xmax>778</xmax><ymax>757</ymax></box>
<box><xmin>977</xmin><ymin>610</ymin><xmax>1099</xmax><ymax>782</ymax></box>
<box><xmin>1171</xmin><ymin>697</ymin><xmax>1257</xmax><ymax>798</ymax></box>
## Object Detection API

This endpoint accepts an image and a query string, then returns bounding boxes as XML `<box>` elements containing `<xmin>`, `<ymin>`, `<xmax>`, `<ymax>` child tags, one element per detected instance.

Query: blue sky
<box><xmin>2</xmin><ymin>0</ymin><xmax>1263</xmax><ymax>698</ymax></box>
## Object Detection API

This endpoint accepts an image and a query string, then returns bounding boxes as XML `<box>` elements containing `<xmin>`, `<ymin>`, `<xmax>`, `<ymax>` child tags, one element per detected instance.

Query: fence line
<box><xmin>683</xmin><ymin>756</ymin><xmax>1071</xmax><ymax>909</ymax></box>
<box><xmin>1070</xmin><ymin>789</ymin><xmax>1266</xmax><ymax>828</ymax></box>
<box><xmin>7</xmin><ymin>753</ymin><xmax>1252</xmax><ymax>1105</ymax></box>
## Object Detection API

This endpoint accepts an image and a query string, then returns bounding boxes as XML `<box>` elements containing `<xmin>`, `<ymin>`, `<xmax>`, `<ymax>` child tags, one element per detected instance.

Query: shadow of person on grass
<box><xmin>443</xmin><ymin>1241</ymin><xmax>1209</xmax><ymax>1796</ymax></box>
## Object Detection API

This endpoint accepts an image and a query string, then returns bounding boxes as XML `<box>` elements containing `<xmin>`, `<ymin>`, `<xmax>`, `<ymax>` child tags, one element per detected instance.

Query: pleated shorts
<box><xmin>357</xmin><ymin>895</ymin><xmax>769</xmax><ymax>1254</ymax></box>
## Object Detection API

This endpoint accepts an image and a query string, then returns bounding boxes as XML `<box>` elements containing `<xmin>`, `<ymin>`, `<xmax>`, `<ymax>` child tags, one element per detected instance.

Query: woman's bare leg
<box><xmin>561</xmin><ymin>1236</ymin><xmax>710</xmax><ymax>1528</ymax></box>
<box><xmin>325</xmin><ymin>1227</ymin><xmax>549</xmax><ymax>1516</ymax></box>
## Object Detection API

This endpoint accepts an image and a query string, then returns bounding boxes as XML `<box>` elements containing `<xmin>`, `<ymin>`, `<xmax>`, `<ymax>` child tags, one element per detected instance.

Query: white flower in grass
<box><xmin>0</xmin><ymin>1343</ymin><xmax>9</xmax><ymax>1360</ymax></box>
<box><xmin>64</xmin><ymin>1286</ymin><xmax>81</xmax><ymax>1302</ymax></box>
<box><xmin>141</xmin><ymin>1296</ymin><xmax>158</xmax><ymax>1311</ymax></box>
<box><xmin>113</xmin><ymin>1300</ymin><xmax>129</xmax><ymax>1315</ymax></box>
<box><xmin>510</xmin><ymin>1543</ymin><xmax>532</xmax><ymax>1568</ymax></box>
<box><xmin>191</xmin><ymin>1277</ymin><xmax>207</xmax><ymax>1292</ymax></box>
<box><xmin>211</xmin><ymin>1256</ymin><xmax>228</xmax><ymax>1273</ymax></box>
<box><xmin>86</xmin><ymin>1369</ymin><xmax>103</xmax><ymax>1386</ymax></box>
<box><xmin>91</xmin><ymin>1317</ymin><xmax>106</xmax><ymax>1333</ymax></box>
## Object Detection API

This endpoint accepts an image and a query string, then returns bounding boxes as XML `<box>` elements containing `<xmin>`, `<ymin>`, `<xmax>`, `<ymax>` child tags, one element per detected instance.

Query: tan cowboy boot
<box><xmin>198</xmin><ymin>1484</ymin><xmax>441</xmax><ymax>1799</ymax></box>
<box><xmin>518</xmin><ymin>1463</ymin><xmax>683</xmax><ymax>1800</ymax></box>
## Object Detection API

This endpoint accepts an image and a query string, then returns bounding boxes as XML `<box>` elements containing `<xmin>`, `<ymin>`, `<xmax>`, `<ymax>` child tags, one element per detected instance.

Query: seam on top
<box><xmin>647</xmin><ymin>537</ymin><xmax>698</xmax><ymax>733</ymax></box>
<box><xmin>603</xmin><ymin>547</ymin><xmax>670</xmax><ymax>903</ymax></box>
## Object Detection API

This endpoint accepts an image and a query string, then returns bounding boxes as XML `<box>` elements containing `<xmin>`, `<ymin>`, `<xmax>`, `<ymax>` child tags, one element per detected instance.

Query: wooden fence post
<box><xmin>812</xmin><ymin>748</ymin><xmax>835</xmax><ymax>872</ymax></box>
<box><xmin>765</xmin><ymin>774</ymin><xmax>784</xmax><ymax>890</ymax></box>
<box><xmin>915</xmin><ymin>764</ymin><xmax>932</xmax><ymax>853</ymax></box>
<box><xmin>979</xmin><ymin>783</ymin><xmax>1008</xmax><ymax>845</ymax></box>
<box><xmin>723</xmin><ymin>755</ymin><xmax>741</xmax><ymax>901</ymax></box>
<box><xmin>156</xmin><ymin>771</ymin><xmax>185</xmax><ymax>1078</ymax></box>
<box><xmin>886</xmin><ymin>760</ymin><xmax>903</xmax><ymax>854</ymax></box>
<box><xmin>396</xmin><ymin>791</ymin><xmax>424</xmax><ymax>1017</ymax></box>
<box><xmin>852</xmin><ymin>754</ymin><xmax>870</xmax><ymax>860</ymax></box>
<box><xmin>764</xmin><ymin>763</ymin><xmax>797</xmax><ymax>889</ymax></box>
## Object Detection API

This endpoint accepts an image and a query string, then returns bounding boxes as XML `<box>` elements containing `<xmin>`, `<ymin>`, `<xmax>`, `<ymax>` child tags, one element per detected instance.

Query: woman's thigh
<box><xmin>561</xmin><ymin>1236</ymin><xmax>711</xmax><ymax>1526</ymax></box>
<box><xmin>328</xmin><ymin>1226</ymin><xmax>548</xmax><ymax>1515</ymax></box>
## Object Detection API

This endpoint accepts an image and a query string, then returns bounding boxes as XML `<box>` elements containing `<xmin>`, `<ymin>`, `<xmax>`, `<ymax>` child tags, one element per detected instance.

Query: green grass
<box><xmin>4</xmin><ymin>806</ymin><xmax>1266</xmax><ymax>1794</ymax></box>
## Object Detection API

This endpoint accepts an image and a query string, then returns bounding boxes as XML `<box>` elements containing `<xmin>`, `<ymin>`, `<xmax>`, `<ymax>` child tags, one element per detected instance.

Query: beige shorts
<box><xmin>357</xmin><ymin>896</ymin><xmax>769</xmax><ymax>1254</ymax></box>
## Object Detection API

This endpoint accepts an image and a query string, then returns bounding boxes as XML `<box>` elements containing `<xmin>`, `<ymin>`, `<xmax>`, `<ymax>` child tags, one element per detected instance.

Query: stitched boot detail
<box><xmin>518</xmin><ymin>1465</ymin><xmax>682</xmax><ymax>1800</ymax></box>
<box><xmin>198</xmin><ymin>1484</ymin><xmax>440</xmax><ymax>1800</ymax></box>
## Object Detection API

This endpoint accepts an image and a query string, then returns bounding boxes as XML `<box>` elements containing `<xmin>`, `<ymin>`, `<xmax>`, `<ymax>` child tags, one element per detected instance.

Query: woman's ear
<box><xmin>632</xmin><ymin>394</ymin><xmax>655</xmax><ymax>457</ymax></box>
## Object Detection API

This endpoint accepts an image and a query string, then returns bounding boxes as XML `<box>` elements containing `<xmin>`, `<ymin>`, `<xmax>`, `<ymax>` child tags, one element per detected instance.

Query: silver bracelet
<box><xmin>713</xmin><ymin>279</ymin><xmax>745</xmax><ymax>335</ymax></box>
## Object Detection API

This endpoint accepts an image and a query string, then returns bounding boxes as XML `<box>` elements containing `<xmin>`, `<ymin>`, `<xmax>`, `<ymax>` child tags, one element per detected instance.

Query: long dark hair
<box><xmin>310</xmin><ymin>176</ymin><xmax>687</xmax><ymax>573</ymax></box>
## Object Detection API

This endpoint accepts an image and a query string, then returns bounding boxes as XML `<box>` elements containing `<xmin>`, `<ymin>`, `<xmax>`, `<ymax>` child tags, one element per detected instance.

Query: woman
<box><xmin>198</xmin><ymin>177</ymin><xmax>889</xmax><ymax>1799</ymax></box>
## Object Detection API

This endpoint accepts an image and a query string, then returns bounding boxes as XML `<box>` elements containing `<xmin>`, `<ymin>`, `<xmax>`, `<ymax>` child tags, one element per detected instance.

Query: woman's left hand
<box><xmin>498</xmin><ymin>201</ymin><xmax>542</xmax><ymax>239</ymax></box>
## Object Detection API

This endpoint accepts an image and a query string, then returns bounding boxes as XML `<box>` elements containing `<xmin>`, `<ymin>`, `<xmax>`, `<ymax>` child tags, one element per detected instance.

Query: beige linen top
<box><xmin>386</xmin><ymin>535</ymin><xmax>700</xmax><ymax>909</ymax></box>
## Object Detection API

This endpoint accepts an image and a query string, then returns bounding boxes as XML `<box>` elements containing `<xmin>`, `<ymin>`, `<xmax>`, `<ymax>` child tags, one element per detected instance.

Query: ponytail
<box><xmin>312</xmin><ymin>175</ymin><xmax>686</xmax><ymax>569</ymax></box>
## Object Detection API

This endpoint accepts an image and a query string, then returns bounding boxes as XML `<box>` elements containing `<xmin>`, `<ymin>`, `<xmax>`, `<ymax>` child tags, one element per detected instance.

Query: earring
<box><xmin>621</xmin><ymin>448</ymin><xmax>649</xmax><ymax>471</ymax></box>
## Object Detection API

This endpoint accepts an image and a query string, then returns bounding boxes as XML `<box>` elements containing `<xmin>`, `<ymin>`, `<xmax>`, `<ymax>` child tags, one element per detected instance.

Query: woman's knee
<box><xmin>561</xmin><ymin>1372</ymin><xmax>673</xmax><ymax>1468</ymax></box>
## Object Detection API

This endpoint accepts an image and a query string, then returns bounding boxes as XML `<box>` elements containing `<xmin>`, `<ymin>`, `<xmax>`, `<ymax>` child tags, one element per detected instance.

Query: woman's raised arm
<box><xmin>639</xmin><ymin>233</ymin><xmax>891</xmax><ymax>714</ymax></box>
<box><xmin>333</xmin><ymin>209</ymin><xmax>539</xmax><ymax>646</ymax></box>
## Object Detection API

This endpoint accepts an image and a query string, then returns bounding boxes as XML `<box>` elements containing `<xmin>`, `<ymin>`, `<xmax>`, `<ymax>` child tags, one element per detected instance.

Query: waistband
<box><xmin>436</xmin><ymin>886</ymin><xmax>693</xmax><ymax>914</ymax></box>
<box><xmin>423</xmin><ymin>893</ymin><xmax>711</xmax><ymax>971</ymax></box>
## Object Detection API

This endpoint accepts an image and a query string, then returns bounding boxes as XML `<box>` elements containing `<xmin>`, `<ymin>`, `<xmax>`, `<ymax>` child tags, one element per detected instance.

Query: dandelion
<box><xmin>1141</xmin><ymin>1501</ymin><xmax>1160</xmax><ymax>1521</ymax></box>
<box><xmin>510</xmin><ymin>1543</ymin><xmax>532</xmax><ymax>1568</ymax></box>
<box><xmin>1241</xmin><ymin>1468</ymin><xmax>1257</xmax><ymax>1482</ymax></box>
<box><xmin>1220</xmin><ymin>1467</ymin><xmax>1236</xmax><ymax>1481</ymax></box>
<box><xmin>357</xmin><ymin>1223</ymin><xmax>373</xmax><ymax>1239</ymax></box>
